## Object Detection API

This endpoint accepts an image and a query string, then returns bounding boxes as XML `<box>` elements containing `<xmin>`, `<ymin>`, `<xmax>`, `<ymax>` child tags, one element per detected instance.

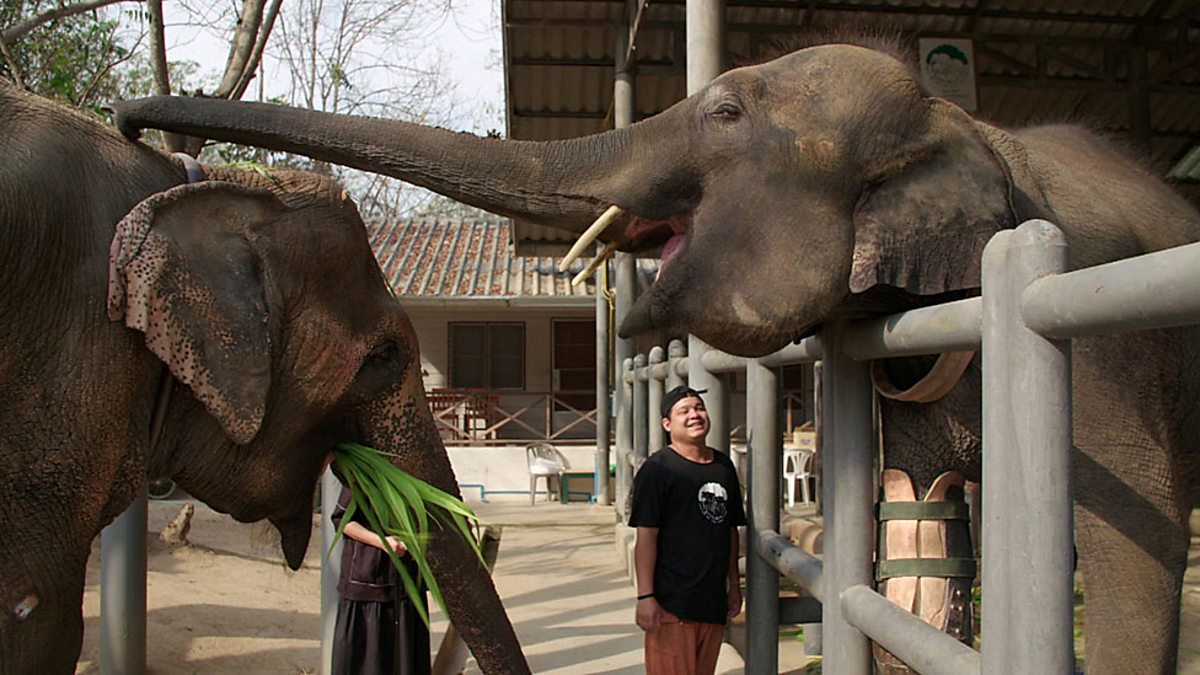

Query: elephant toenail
<box><xmin>13</xmin><ymin>594</ymin><xmax>38</xmax><ymax>620</ymax></box>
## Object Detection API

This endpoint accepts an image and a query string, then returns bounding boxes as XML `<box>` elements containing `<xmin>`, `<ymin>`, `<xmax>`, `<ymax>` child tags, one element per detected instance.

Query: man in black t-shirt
<box><xmin>629</xmin><ymin>386</ymin><xmax>747</xmax><ymax>675</ymax></box>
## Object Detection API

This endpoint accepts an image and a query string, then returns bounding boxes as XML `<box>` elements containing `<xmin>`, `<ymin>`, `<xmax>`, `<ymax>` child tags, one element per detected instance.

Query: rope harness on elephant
<box><xmin>147</xmin><ymin>153</ymin><xmax>208</xmax><ymax>454</ymax></box>
<box><xmin>868</xmin><ymin>352</ymin><xmax>978</xmax><ymax>673</ymax></box>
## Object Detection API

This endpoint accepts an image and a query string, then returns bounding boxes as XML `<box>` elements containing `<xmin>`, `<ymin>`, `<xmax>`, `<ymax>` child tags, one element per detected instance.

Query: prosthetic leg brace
<box><xmin>874</xmin><ymin>469</ymin><xmax>977</xmax><ymax>674</ymax></box>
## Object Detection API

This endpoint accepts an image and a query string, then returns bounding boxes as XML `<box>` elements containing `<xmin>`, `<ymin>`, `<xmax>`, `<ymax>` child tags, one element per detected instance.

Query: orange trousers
<box><xmin>644</xmin><ymin>611</ymin><xmax>724</xmax><ymax>675</ymax></box>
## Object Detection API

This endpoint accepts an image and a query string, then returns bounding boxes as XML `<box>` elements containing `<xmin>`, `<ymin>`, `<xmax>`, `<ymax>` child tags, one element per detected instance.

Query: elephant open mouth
<box><xmin>559</xmin><ymin>207</ymin><xmax>692</xmax><ymax>285</ymax></box>
<box><xmin>623</xmin><ymin>213</ymin><xmax>690</xmax><ymax>281</ymax></box>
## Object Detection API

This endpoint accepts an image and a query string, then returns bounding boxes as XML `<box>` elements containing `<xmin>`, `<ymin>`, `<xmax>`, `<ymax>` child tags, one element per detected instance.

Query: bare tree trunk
<box><xmin>213</xmin><ymin>0</ymin><xmax>266</xmax><ymax>98</ymax></box>
<box><xmin>145</xmin><ymin>0</ymin><xmax>188</xmax><ymax>153</ymax></box>
<box><xmin>231</xmin><ymin>0</ymin><xmax>283</xmax><ymax>100</ymax></box>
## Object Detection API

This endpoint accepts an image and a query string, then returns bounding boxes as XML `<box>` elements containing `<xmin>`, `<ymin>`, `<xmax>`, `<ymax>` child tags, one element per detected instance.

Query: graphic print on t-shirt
<box><xmin>697</xmin><ymin>482</ymin><xmax>728</xmax><ymax>524</ymax></box>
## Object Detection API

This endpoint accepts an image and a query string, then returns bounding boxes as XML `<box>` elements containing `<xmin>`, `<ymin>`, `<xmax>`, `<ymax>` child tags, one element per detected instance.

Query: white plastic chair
<box><xmin>526</xmin><ymin>443</ymin><xmax>567</xmax><ymax>504</ymax></box>
<box><xmin>783</xmin><ymin>447</ymin><xmax>815</xmax><ymax>507</ymax></box>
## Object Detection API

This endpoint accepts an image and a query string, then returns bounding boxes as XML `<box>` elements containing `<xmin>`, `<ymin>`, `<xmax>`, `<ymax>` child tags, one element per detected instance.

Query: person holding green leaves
<box><xmin>331</xmin><ymin>480</ymin><xmax>431</xmax><ymax>675</ymax></box>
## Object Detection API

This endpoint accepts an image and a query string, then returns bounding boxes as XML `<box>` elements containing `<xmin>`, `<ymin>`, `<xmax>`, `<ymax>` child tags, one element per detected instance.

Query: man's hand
<box><xmin>727</xmin><ymin>586</ymin><xmax>743</xmax><ymax>621</ymax></box>
<box><xmin>636</xmin><ymin>596</ymin><xmax>665</xmax><ymax>632</ymax></box>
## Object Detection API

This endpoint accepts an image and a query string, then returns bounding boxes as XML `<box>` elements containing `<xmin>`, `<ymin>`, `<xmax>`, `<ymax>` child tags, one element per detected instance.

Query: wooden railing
<box><xmin>427</xmin><ymin>387</ymin><xmax>810</xmax><ymax>446</ymax></box>
<box><xmin>426</xmin><ymin>388</ymin><xmax>598</xmax><ymax>445</ymax></box>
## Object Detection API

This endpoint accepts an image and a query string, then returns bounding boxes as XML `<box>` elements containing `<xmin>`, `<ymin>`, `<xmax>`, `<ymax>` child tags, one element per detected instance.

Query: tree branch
<box><xmin>145</xmin><ymin>0</ymin><xmax>171</xmax><ymax>95</ymax></box>
<box><xmin>231</xmin><ymin>0</ymin><xmax>282</xmax><ymax>100</ymax></box>
<box><xmin>144</xmin><ymin>0</ymin><xmax>187</xmax><ymax>152</ymax></box>
<box><xmin>0</xmin><ymin>37</ymin><xmax>25</xmax><ymax>88</ymax></box>
<box><xmin>1</xmin><ymin>0</ymin><xmax>138</xmax><ymax>45</ymax></box>
<box><xmin>212</xmin><ymin>0</ymin><xmax>266</xmax><ymax>99</ymax></box>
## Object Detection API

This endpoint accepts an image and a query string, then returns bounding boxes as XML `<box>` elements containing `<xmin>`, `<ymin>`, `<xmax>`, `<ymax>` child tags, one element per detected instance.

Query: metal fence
<box><xmin>614</xmin><ymin>220</ymin><xmax>1200</xmax><ymax>674</ymax></box>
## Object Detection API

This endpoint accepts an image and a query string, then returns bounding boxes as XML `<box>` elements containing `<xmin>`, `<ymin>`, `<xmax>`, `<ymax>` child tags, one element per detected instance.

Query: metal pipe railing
<box><xmin>981</xmin><ymin>221</ymin><xmax>1074</xmax><ymax>674</ymax></box>
<box><xmin>841</xmin><ymin>585</ymin><xmax>982</xmax><ymax>675</ymax></box>
<box><xmin>745</xmin><ymin>359</ymin><xmax>781</xmax><ymax>674</ymax></box>
<box><xmin>821</xmin><ymin>323</ymin><xmax>876</xmax><ymax>675</ymax></box>
<box><xmin>758</xmin><ymin>530</ymin><xmax>824</xmax><ymax>601</ymax></box>
<box><xmin>100</xmin><ymin>492</ymin><xmax>147</xmax><ymax>675</ymax></box>
<box><xmin>1022</xmin><ymin>238</ymin><xmax>1200</xmax><ymax>339</ymax></box>
<box><xmin>843</xmin><ymin>298</ymin><xmax>982</xmax><ymax>359</ymax></box>
<box><xmin>647</xmin><ymin>347</ymin><xmax>665</xmax><ymax>451</ymax></box>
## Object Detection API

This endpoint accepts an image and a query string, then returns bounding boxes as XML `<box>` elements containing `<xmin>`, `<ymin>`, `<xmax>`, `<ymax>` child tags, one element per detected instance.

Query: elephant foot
<box><xmin>874</xmin><ymin>470</ymin><xmax>976</xmax><ymax>671</ymax></box>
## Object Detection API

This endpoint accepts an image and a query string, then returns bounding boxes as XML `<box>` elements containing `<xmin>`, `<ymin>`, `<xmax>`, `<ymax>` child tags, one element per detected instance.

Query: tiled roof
<box><xmin>368</xmin><ymin>219</ymin><xmax>601</xmax><ymax>298</ymax></box>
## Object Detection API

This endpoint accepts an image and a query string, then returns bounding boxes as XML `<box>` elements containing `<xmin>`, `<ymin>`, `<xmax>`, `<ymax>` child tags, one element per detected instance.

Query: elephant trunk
<box><xmin>112</xmin><ymin>96</ymin><xmax>691</xmax><ymax>239</ymax></box>
<box><xmin>362</xmin><ymin>384</ymin><xmax>531</xmax><ymax>674</ymax></box>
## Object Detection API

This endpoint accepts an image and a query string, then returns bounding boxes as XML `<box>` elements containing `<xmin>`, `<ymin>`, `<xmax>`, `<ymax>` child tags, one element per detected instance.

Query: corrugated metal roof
<box><xmin>502</xmin><ymin>0</ymin><xmax>1200</xmax><ymax>252</ymax></box>
<box><xmin>368</xmin><ymin>219</ymin><xmax>603</xmax><ymax>299</ymax></box>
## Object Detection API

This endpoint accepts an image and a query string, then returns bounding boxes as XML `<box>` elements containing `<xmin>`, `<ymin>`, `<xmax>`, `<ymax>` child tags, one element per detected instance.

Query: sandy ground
<box><xmin>74</xmin><ymin>500</ymin><xmax>777</xmax><ymax>674</ymax></box>
<box><xmin>74</xmin><ymin>500</ymin><xmax>1199</xmax><ymax>674</ymax></box>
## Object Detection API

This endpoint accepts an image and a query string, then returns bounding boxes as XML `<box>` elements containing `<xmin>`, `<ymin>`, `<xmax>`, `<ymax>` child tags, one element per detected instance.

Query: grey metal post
<box><xmin>100</xmin><ymin>492</ymin><xmax>147</xmax><ymax>675</ymax></box>
<box><xmin>820</xmin><ymin>324</ymin><xmax>874</xmax><ymax>675</ymax></box>
<box><xmin>685</xmin><ymin>0</ymin><xmax>726</xmax><ymax>450</ymax></box>
<box><xmin>686</xmin><ymin>0</ymin><xmax>725</xmax><ymax>93</ymax></box>
<box><xmin>611</xmin><ymin>10</ymin><xmax>637</xmax><ymax>514</ymax></box>
<box><xmin>647</xmin><ymin>346</ymin><xmax>666</xmax><ymax>450</ymax></box>
<box><xmin>615</xmin><ymin>9</ymin><xmax>635</xmax><ymax>129</ymax></box>
<box><xmin>745</xmin><ymin>359</ymin><xmax>780</xmax><ymax>674</ymax></box>
<box><xmin>616</xmin><ymin>357</ymin><xmax>634</xmax><ymax>519</ymax></box>
<box><xmin>633</xmin><ymin>353</ymin><xmax>649</xmax><ymax>464</ymax></box>
<box><xmin>667</xmin><ymin>339</ymin><xmax>687</xmax><ymax>389</ymax></box>
<box><xmin>980</xmin><ymin>220</ymin><xmax>1073</xmax><ymax>675</ymax></box>
<box><xmin>320</xmin><ymin>468</ymin><xmax>343</xmax><ymax>675</ymax></box>
<box><xmin>688</xmin><ymin>335</ymin><xmax>729</xmax><ymax>452</ymax></box>
<box><xmin>595</xmin><ymin>250</ymin><xmax>612</xmax><ymax>505</ymax></box>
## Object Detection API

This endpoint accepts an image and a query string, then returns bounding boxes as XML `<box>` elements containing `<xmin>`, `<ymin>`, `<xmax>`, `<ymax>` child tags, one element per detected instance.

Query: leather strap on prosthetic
<box><xmin>873</xmin><ymin>469</ymin><xmax>976</xmax><ymax>674</ymax></box>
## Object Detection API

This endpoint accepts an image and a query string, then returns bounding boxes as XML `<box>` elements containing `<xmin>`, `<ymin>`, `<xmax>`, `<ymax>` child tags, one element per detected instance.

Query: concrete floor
<box><xmin>445</xmin><ymin>499</ymin><xmax>817</xmax><ymax>674</ymax></box>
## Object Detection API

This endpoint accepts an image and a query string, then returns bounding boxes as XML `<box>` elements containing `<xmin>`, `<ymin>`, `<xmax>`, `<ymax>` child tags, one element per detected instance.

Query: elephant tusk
<box><xmin>571</xmin><ymin>241</ymin><xmax>620</xmax><ymax>286</ymax></box>
<box><xmin>559</xmin><ymin>205</ymin><xmax>625</xmax><ymax>272</ymax></box>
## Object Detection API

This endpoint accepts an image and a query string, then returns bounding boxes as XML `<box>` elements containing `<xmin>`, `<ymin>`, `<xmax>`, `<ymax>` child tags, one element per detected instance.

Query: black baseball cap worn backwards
<box><xmin>661</xmin><ymin>386</ymin><xmax>708</xmax><ymax>418</ymax></box>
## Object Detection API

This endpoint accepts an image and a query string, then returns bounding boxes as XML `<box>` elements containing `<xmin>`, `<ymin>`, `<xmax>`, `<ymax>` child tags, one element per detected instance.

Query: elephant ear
<box><xmin>108</xmin><ymin>181</ymin><xmax>280</xmax><ymax>445</ymax></box>
<box><xmin>849</xmin><ymin>100</ymin><xmax>1017</xmax><ymax>295</ymax></box>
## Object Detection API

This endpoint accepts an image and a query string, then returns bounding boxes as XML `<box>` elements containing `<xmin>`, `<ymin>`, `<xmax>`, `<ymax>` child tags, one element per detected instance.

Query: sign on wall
<box><xmin>919</xmin><ymin>37</ymin><xmax>978</xmax><ymax>112</ymax></box>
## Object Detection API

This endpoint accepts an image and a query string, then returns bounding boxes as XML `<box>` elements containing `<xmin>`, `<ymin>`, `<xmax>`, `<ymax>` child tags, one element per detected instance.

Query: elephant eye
<box><xmin>366</xmin><ymin>339</ymin><xmax>400</xmax><ymax>365</ymax></box>
<box><xmin>352</xmin><ymin>339</ymin><xmax>409</xmax><ymax>397</ymax></box>
<box><xmin>709</xmin><ymin>101</ymin><xmax>743</xmax><ymax>121</ymax></box>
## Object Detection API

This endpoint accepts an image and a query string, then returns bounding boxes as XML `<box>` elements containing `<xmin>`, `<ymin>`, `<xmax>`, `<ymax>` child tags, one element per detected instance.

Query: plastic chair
<box><xmin>526</xmin><ymin>443</ymin><xmax>568</xmax><ymax>504</ymax></box>
<box><xmin>783</xmin><ymin>447</ymin><xmax>815</xmax><ymax>507</ymax></box>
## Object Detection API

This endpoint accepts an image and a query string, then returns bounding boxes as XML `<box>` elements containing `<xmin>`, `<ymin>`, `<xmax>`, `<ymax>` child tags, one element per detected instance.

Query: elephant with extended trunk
<box><xmin>114</xmin><ymin>41</ymin><xmax>1200</xmax><ymax>673</ymax></box>
<box><xmin>0</xmin><ymin>82</ymin><xmax>529</xmax><ymax>674</ymax></box>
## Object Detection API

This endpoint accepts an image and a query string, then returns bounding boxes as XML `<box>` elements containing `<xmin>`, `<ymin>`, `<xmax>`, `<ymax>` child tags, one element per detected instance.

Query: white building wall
<box><xmin>401</xmin><ymin>302</ymin><xmax>594</xmax><ymax>392</ymax></box>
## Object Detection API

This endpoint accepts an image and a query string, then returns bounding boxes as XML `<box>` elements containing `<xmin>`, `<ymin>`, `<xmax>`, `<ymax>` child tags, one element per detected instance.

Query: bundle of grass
<box><xmin>331</xmin><ymin>441</ymin><xmax>483</xmax><ymax>626</ymax></box>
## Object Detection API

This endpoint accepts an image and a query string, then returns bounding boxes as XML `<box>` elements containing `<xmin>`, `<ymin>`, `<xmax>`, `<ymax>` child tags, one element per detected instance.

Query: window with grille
<box><xmin>449</xmin><ymin>322</ymin><xmax>525</xmax><ymax>389</ymax></box>
<box><xmin>553</xmin><ymin>319</ymin><xmax>595</xmax><ymax>410</ymax></box>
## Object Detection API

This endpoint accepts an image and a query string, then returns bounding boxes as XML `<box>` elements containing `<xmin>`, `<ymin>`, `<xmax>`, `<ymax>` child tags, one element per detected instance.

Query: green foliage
<box><xmin>1</xmin><ymin>1</ymin><xmax>134</xmax><ymax>109</ymax></box>
<box><xmin>331</xmin><ymin>441</ymin><xmax>482</xmax><ymax>626</ymax></box>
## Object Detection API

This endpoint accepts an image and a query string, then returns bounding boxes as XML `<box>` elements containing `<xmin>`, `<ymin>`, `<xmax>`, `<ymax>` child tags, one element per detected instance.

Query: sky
<box><xmin>158</xmin><ymin>0</ymin><xmax>505</xmax><ymax>135</ymax></box>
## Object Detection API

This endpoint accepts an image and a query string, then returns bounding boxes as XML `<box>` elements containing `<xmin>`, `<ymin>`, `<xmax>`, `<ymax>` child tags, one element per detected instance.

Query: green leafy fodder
<box><xmin>331</xmin><ymin>442</ymin><xmax>483</xmax><ymax>626</ymax></box>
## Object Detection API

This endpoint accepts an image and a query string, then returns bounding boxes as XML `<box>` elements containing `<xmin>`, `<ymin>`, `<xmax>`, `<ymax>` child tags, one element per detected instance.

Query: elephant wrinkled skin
<box><xmin>0</xmin><ymin>83</ymin><xmax>528</xmax><ymax>674</ymax></box>
<box><xmin>114</xmin><ymin>41</ymin><xmax>1200</xmax><ymax>673</ymax></box>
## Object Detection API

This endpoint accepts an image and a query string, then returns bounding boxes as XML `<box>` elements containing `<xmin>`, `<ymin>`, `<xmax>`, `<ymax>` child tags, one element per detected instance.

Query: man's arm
<box><xmin>634</xmin><ymin>526</ymin><xmax>664</xmax><ymax>631</ymax></box>
<box><xmin>727</xmin><ymin>527</ymin><xmax>742</xmax><ymax>620</ymax></box>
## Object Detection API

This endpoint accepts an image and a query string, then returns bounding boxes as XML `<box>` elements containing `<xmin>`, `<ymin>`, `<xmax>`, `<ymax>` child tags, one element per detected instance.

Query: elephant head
<box><xmin>0</xmin><ymin>80</ymin><xmax>528</xmax><ymax>671</ymax></box>
<box><xmin>103</xmin><ymin>167</ymin><xmax>527</xmax><ymax>672</ymax></box>
<box><xmin>113</xmin><ymin>43</ymin><xmax>1016</xmax><ymax>356</ymax></box>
